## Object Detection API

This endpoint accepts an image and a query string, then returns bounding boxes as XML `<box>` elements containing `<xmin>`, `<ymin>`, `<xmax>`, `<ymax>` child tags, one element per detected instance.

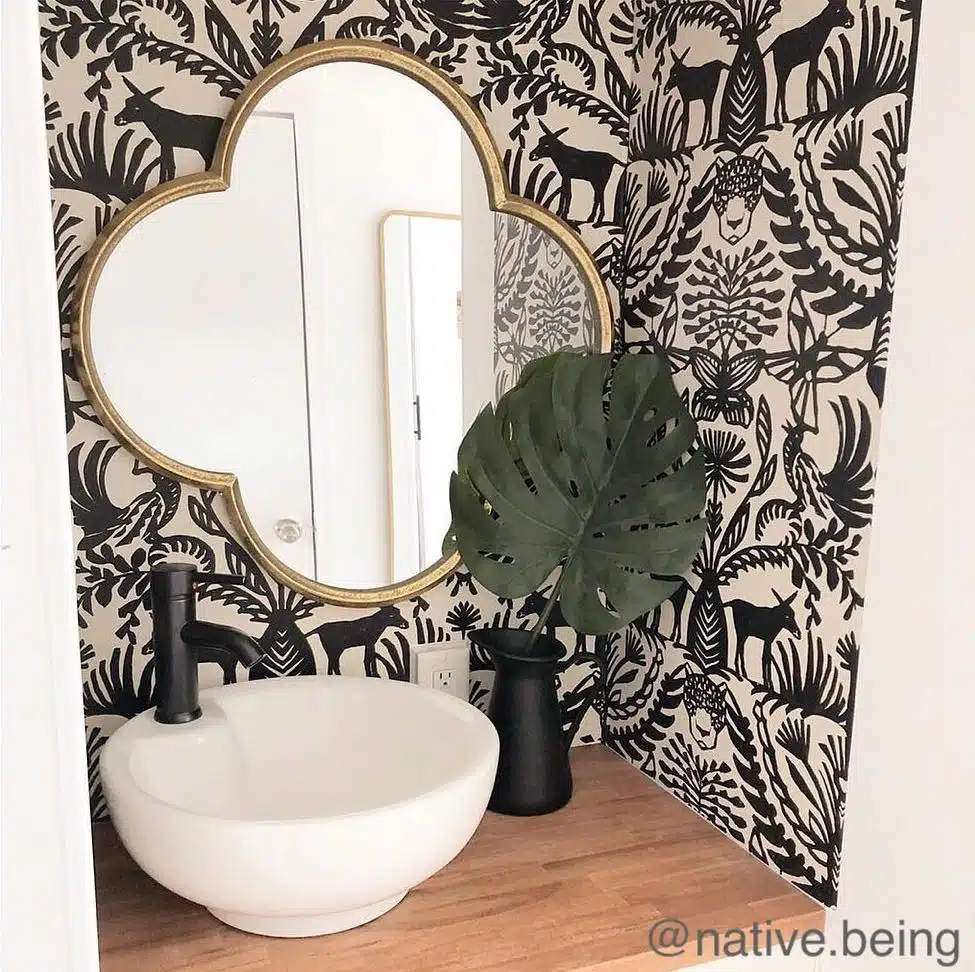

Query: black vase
<box><xmin>470</xmin><ymin>627</ymin><xmax>572</xmax><ymax>816</ymax></box>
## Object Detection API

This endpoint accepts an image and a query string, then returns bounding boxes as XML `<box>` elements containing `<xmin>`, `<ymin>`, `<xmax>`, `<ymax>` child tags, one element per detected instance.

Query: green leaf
<box><xmin>450</xmin><ymin>353</ymin><xmax>706</xmax><ymax>634</ymax></box>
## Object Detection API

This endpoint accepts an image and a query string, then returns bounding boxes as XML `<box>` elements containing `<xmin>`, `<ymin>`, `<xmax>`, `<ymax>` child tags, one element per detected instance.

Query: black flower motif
<box><xmin>446</xmin><ymin>600</ymin><xmax>482</xmax><ymax>635</ymax></box>
<box><xmin>236</xmin><ymin>0</ymin><xmax>300</xmax><ymax>16</ymax></box>
<box><xmin>699</xmin><ymin>429</ymin><xmax>750</xmax><ymax>497</ymax></box>
<box><xmin>823</xmin><ymin>120</ymin><xmax>864</xmax><ymax>171</ymax></box>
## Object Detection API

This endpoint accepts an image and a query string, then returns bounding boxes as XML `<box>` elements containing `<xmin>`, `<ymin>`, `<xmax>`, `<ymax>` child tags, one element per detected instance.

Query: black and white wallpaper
<box><xmin>39</xmin><ymin>0</ymin><xmax>919</xmax><ymax>907</ymax></box>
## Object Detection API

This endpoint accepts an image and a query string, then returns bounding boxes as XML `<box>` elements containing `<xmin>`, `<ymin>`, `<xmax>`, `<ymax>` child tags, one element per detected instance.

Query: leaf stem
<box><xmin>529</xmin><ymin>570</ymin><xmax>567</xmax><ymax>650</ymax></box>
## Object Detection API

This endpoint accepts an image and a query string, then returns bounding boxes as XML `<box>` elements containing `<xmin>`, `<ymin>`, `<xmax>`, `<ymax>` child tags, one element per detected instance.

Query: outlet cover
<box><xmin>410</xmin><ymin>642</ymin><xmax>469</xmax><ymax>701</ymax></box>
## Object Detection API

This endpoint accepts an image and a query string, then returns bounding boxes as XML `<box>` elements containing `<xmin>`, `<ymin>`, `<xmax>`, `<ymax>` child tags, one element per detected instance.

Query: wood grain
<box><xmin>93</xmin><ymin>745</ymin><xmax>822</xmax><ymax>971</ymax></box>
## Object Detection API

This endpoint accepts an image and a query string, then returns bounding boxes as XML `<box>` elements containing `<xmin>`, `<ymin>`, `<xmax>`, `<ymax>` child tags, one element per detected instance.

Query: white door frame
<box><xmin>0</xmin><ymin>2</ymin><xmax>100</xmax><ymax>971</ymax></box>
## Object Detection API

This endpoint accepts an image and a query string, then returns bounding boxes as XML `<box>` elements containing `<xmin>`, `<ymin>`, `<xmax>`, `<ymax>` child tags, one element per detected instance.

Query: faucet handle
<box><xmin>193</xmin><ymin>572</ymin><xmax>246</xmax><ymax>587</ymax></box>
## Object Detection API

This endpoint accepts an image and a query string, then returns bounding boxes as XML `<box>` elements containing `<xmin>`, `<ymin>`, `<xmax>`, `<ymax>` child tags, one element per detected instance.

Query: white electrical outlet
<box><xmin>434</xmin><ymin>668</ymin><xmax>454</xmax><ymax>693</ymax></box>
<box><xmin>409</xmin><ymin>642</ymin><xmax>469</xmax><ymax>701</ymax></box>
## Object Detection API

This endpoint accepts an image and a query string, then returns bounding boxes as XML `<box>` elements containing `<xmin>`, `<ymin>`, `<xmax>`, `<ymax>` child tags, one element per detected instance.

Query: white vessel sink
<box><xmin>100</xmin><ymin>675</ymin><xmax>499</xmax><ymax>937</ymax></box>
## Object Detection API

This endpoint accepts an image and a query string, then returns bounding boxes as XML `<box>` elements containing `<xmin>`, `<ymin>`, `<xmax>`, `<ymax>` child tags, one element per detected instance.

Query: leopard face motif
<box><xmin>713</xmin><ymin>148</ymin><xmax>765</xmax><ymax>244</ymax></box>
<box><xmin>683</xmin><ymin>672</ymin><xmax>728</xmax><ymax>750</ymax></box>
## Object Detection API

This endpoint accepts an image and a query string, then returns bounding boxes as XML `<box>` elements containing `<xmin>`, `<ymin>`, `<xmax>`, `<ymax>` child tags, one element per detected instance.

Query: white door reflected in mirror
<box><xmin>381</xmin><ymin>212</ymin><xmax>463</xmax><ymax>583</ymax></box>
<box><xmin>89</xmin><ymin>59</ymin><xmax>599</xmax><ymax>593</ymax></box>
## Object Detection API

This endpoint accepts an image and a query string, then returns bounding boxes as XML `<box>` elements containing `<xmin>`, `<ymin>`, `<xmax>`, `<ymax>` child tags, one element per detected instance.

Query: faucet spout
<box><xmin>150</xmin><ymin>562</ymin><xmax>267</xmax><ymax>724</ymax></box>
<box><xmin>182</xmin><ymin>620</ymin><xmax>264</xmax><ymax>669</ymax></box>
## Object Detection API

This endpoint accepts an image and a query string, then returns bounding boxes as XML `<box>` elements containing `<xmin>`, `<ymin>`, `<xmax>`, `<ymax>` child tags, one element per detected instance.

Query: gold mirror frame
<box><xmin>72</xmin><ymin>38</ymin><xmax>614</xmax><ymax>607</ymax></box>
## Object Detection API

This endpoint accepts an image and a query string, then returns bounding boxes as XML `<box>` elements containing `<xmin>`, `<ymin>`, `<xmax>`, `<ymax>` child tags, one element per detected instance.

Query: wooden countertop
<box><xmin>93</xmin><ymin>745</ymin><xmax>822</xmax><ymax>972</ymax></box>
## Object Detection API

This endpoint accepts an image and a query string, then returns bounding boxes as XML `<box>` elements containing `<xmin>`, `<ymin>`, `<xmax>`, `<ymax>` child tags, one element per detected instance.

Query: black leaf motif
<box><xmin>83</xmin><ymin>644</ymin><xmax>155</xmax><ymax>719</ymax></box>
<box><xmin>249</xmin><ymin>614</ymin><xmax>316</xmax><ymax>679</ymax></box>
<box><xmin>819</xmin><ymin>7</ymin><xmax>909</xmax><ymax>116</ymax></box>
<box><xmin>48</xmin><ymin>111</ymin><xmax>157</xmax><ymax>204</ymax></box>
<box><xmin>548</xmin><ymin>42</ymin><xmax>597</xmax><ymax>91</ymax></box>
<box><xmin>204</xmin><ymin>0</ymin><xmax>256</xmax><ymax>80</ymax></box>
<box><xmin>187</xmin><ymin>494</ymin><xmax>222</xmax><ymax>534</ymax></box>
<box><xmin>686</xmin><ymin>578</ymin><xmax>727</xmax><ymax>672</ymax></box>
<box><xmin>718</xmin><ymin>500</ymin><xmax>750</xmax><ymax>560</ymax></box>
<box><xmin>194</xmin><ymin>581</ymin><xmax>265</xmax><ymax>621</ymax></box>
<box><xmin>755</xmin><ymin>396</ymin><xmax>772</xmax><ymax>459</ymax></box>
<box><xmin>751</xmin><ymin>456</ymin><xmax>777</xmax><ymax>498</ymax></box>
<box><xmin>375</xmin><ymin>631</ymin><xmax>411</xmax><ymax>680</ymax></box>
<box><xmin>718</xmin><ymin>39</ymin><xmax>766</xmax><ymax>150</ymax></box>
<box><xmin>656</xmin><ymin>733</ymin><xmax>747</xmax><ymax>841</ymax></box>
<box><xmin>151</xmin><ymin>534</ymin><xmax>216</xmax><ymax>572</ymax></box>
<box><xmin>767</xmin><ymin>634</ymin><xmax>849</xmax><ymax>724</ymax></box>
<box><xmin>719</xmin><ymin>544</ymin><xmax>792</xmax><ymax>583</ymax></box>
<box><xmin>135</xmin><ymin>34</ymin><xmax>243</xmax><ymax>96</ymax></box>
<box><xmin>87</xmin><ymin>727</ymin><xmax>108</xmax><ymax>818</ymax></box>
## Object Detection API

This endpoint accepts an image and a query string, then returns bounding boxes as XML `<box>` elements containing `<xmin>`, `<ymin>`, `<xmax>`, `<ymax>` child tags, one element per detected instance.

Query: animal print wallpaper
<box><xmin>38</xmin><ymin>0</ymin><xmax>920</xmax><ymax>908</ymax></box>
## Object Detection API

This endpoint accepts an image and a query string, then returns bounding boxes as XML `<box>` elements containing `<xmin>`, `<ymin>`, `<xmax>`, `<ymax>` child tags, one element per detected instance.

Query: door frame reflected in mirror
<box><xmin>72</xmin><ymin>38</ymin><xmax>614</xmax><ymax>608</ymax></box>
<box><xmin>379</xmin><ymin>210</ymin><xmax>462</xmax><ymax>588</ymax></box>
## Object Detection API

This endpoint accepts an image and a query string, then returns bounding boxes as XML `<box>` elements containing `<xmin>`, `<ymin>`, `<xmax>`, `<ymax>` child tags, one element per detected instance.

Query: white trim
<box><xmin>0</xmin><ymin>1</ymin><xmax>100</xmax><ymax>969</ymax></box>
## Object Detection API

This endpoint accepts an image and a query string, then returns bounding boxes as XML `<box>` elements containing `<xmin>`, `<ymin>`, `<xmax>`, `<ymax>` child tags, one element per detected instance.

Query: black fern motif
<box><xmin>724</xmin><ymin>690</ymin><xmax>816</xmax><ymax>890</ymax></box>
<box><xmin>767</xmin><ymin>633</ymin><xmax>850</xmax><ymax>723</ymax></box>
<box><xmin>819</xmin><ymin>6</ymin><xmax>910</xmax><ymax>117</ymax></box>
<box><xmin>87</xmin><ymin>727</ymin><xmax>108</xmax><ymax>818</ymax></box>
<box><xmin>39</xmin><ymin>0</ymin><xmax>245</xmax><ymax>103</ymax></box>
<box><xmin>48</xmin><ymin>110</ymin><xmax>159</xmax><ymax>203</ymax></box>
<box><xmin>656</xmin><ymin>732</ymin><xmax>747</xmax><ymax>840</ymax></box>
<box><xmin>83</xmin><ymin>643</ymin><xmax>155</xmax><ymax>719</ymax></box>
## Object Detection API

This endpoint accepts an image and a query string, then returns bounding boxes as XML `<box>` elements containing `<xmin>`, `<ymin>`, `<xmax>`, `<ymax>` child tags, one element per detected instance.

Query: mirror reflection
<box><xmin>89</xmin><ymin>59</ymin><xmax>599</xmax><ymax>593</ymax></box>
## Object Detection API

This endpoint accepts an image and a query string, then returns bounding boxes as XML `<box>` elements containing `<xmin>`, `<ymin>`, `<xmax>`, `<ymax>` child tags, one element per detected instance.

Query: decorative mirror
<box><xmin>73</xmin><ymin>40</ymin><xmax>612</xmax><ymax>606</ymax></box>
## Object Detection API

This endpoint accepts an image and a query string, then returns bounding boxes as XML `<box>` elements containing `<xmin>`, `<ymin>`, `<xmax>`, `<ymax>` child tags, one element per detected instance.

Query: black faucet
<box><xmin>150</xmin><ymin>562</ymin><xmax>265</xmax><ymax>724</ymax></box>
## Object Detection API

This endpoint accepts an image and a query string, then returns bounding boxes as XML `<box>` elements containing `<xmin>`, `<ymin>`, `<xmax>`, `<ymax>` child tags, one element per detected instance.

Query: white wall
<box><xmin>0</xmin><ymin>2</ymin><xmax>100</xmax><ymax>969</ymax></box>
<box><xmin>822</xmin><ymin>2</ymin><xmax>975</xmax><ymax>967</ymax></box>
<box><xmin>279</xmin><ymin>63</ymin><xmax>463</xmax><ymax>589</ymax></box>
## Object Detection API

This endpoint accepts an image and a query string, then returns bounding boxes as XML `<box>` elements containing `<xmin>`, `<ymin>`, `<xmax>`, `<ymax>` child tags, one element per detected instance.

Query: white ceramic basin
<box><xmin>100</xmin><ymin>675</ymin><xmax>499</xmax><ymax>937</ymax></box>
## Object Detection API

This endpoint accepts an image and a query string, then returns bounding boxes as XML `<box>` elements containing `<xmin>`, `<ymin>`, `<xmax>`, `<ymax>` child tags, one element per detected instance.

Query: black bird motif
<box><xmin>759</xmin><ymin>398</ymin><xmax>873</xmax><ymax>532</ymax></box>
<box><xmin>69</xmin><ymin>441</ymin><xmax>180</xmax><ymax>551</ymax></box>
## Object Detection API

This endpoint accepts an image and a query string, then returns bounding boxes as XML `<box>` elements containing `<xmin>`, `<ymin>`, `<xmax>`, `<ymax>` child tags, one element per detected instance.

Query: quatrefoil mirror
<box><xmin>73</xmin><ymin>40</ymin><xmax>612</xmax><ymax>606</ymax></box>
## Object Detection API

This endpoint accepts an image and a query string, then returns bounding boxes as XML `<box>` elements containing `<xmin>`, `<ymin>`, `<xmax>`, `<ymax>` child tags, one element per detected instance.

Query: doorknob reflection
<box><xmin>274</xmin><ymin>518</ymin><xmax>303</xmax><ymax>543</ymax></box>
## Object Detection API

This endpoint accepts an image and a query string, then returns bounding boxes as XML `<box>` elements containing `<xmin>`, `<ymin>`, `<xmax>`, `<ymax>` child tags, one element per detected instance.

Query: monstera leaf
<box><xmin>449</xmin><ymin>352</ymin><xmax>706</xmax><ymax>636</ymax></box>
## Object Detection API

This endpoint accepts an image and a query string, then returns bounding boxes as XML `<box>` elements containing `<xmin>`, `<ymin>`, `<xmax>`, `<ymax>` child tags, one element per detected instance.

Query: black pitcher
<box><xmin>470</xmin><ymin>627</ymin><xmax>572</xmax><ymax>816</ymax></box>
